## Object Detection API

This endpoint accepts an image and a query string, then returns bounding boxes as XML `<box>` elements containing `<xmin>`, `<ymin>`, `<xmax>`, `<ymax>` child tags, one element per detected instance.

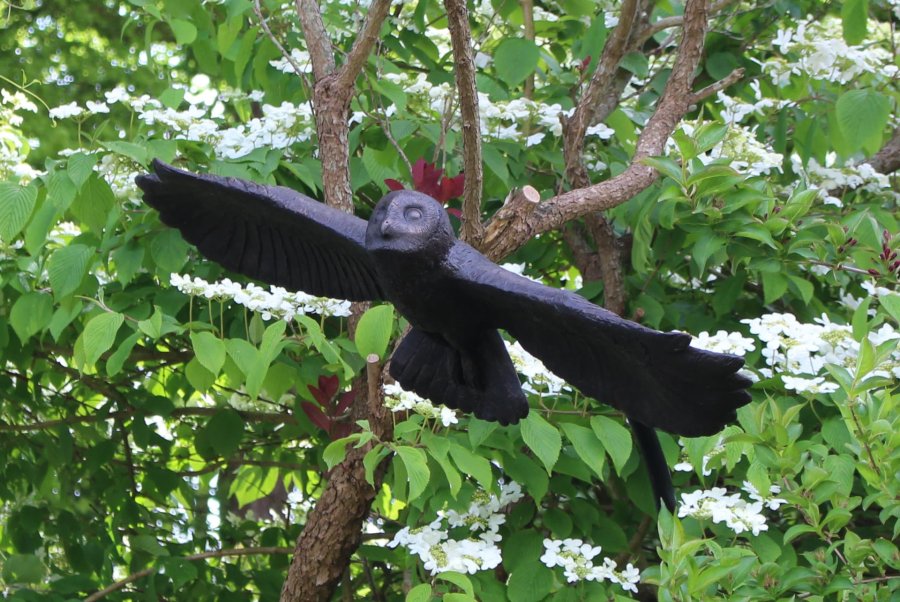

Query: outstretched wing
<box><xmin>136</xmin><ymin>160</ymin><xmax>384</xmax><ymax>301</ymax></box>
<box><xmin>445</xmin><ymin>243</ymin><xmax>752</xmax><ymax>437</ymax></box>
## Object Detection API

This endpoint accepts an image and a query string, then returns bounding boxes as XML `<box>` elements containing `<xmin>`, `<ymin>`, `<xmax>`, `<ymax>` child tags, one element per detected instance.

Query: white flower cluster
<box><xmin>269</xmin><ymin>48</ymin><xmax>313</xmax><ymax>74</ymax></box>
<box><xmin>742</xmin><ymin>312</ymin><xmax>900</xmax><ymax>387</ymax></box>
<box><xmin>46</xmin><ymin>86</ymin><xmax>315</xmax><ymax>161</ymax></box>
<box><xmin>170</xmin><ymin>273</ymin><xmax>351</xmax><ymax>319</ymax></box>
<box><xmin>380</xmin><ymin>72</ymin><xmax>587</xmax><ymax>145</ymax></box>
<box><xmin>505</xmin><ymin>340</ymin><xmax>566</xmax><ymax>396</ymax></box>
<box><xmin>764</xmin><ymin>17</ymin><xmax>897</xmax><ymax>86</ymax></box>
<box><xmin>678</xmin><ymin>483</ymin><xmax>785</xmax><ymax>536</ymax></box>
<box><xmin>679</xmin><ymin>121</ymin><xmax>783</xmax><ymax>177</ymax></box>
<box><xmin>717</xmin><ymin>81</ymin><xmax>789</xmax><ymax>124</ymax></box>
<box><xmin>96</xmin><ymin>153</ymin><xmax>142</xmax><ymax>203</ymax></box>
<box><xmin>388</xmin><ymin>481</ymin><xmax>523</xmax><ymax>575</ymax></box>
<box><xmin>690</xmin><ymin>330</ymin><xmax>756</xmax><ymax>356</ymax></box>
<box><xmin>790</xmin><ymin>153</ymin><xmax>893</xmax><ymax>208</ymax></box>
<box><xmin>382</xmin><ymin>382</ymin><xmax>458</xmax><ymax>427</ymax></box>
<box><xmin>1</xmin><ymin>89</ymin><xmax>40</xmax><ymax>183</ymax></box>
<box><xmin>540</xmin><ymin>538</ymin><xmax>640</xmax><ymax>592</ymax></box>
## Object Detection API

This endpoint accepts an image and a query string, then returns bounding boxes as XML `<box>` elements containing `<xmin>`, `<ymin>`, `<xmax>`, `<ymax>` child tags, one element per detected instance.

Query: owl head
<box><xmin>365</xmin><ymin>190</ymin><xmax>455</xmax><ymax>256</ymax></box>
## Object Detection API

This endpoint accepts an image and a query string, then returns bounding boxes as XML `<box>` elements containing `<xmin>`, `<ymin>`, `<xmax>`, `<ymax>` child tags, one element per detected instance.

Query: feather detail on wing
<box><xmin>136</xmin><ymin>160</ymin><xmax>384</xmax><ymax>301</ymax></box>
<box><xmin>446</xmin><ymin>244</ymin><xmax>752</xmax><ymax>437</ymax></box>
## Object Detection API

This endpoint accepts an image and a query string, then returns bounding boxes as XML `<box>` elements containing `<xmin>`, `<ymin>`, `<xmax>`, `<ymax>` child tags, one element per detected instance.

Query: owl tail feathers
<box><xmin>389</xmin><ymin>328</ymin><xmax>528</xmax><ymax>426</ymax></box>
<box><xmin>631</xmin><ymin>420</ymin><xmax>676</xmax><ymax>512</ymax></box>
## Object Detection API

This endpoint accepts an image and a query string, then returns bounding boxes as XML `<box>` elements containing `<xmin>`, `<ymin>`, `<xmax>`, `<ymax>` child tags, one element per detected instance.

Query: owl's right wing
<box><xmin>136</xmin><ymin>160</ymin><xmax>385</xmax><ymax>301</ymax></box>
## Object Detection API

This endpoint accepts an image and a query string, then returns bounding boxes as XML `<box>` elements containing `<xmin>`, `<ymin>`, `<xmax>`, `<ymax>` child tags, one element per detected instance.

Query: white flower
<box><xmin>474</xmin><ymin>51</ymin><xmax>492</xmax><ymax>68</ymax></box>
<box><xmin>525</xmin><ymin>132</ymin><xmax>545</xmax><ymax>147</ymax></box>
<box><xmin>782</xmin><ymin>375</ymin><xmax>839</xmax><ymax>394</ymax></box>
<box><xmin>48</xmin><ymin>102</ymin><xmax>83</xmax><ymax>119</ymax></box>
<box><xmin>86</xmin><ymin>100</ymin><xmax>110</xmax><ymax>114</ymax></box>
<box><xmin>679</xmin><ymin>487</ymin><xmax>778</xmax><ymax>536</ymax></box>
<box><xmin>691</xmin><ymin>330</ymin><xmax>756</xmax><ymax>356</ymax></box>
<box><xmin>585</xmin><ymin>122</ymin><xmax>615</xmax><ymax>139</ymax></box>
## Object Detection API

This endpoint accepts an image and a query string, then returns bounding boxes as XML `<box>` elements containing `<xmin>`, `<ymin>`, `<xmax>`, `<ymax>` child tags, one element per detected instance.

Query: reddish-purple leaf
<box><xmin>579</xmin><ymin>55</ymin><xmax>592</xmax><ymax>71</ymax></box>
<box><xmin>300</xmin><ymin>401</ymin><xmax>331</xmax><ymax>432</ymax></box>
<box><xmin>446</xmin><ymin>207</ymin><xmax>462</xmax><ymax>218</ymax></box>
<box><xmin>384</xmin><ymin>178</ymin><xmax>405</xmax><ymax>191</ymax></box>
<box><xmin>336</xmin><ymin>390</ymin><xmax>355</xmax><ymax>414</ymax></box>
<box><xmin>331</xmin><ymin>423</ymin><xmax>352</xmax><ymax>439</ymax></box>
<box><xmin>319</xmin><ymin>375</ymin><xmax>339</xmax><ymax>399</ymax></box>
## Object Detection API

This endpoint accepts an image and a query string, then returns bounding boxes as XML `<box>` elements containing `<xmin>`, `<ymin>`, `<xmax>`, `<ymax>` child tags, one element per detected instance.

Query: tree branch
<box><xmin>563</xmin><ymin>0</ymin><xmax>640</xmax><ymax>183</ymax></box>
<box><xmin>444</xmin><ymin>0</ymin><xmax>485</xmax><ymax>246</ymax></box>
<box><xmin>280</xmin><ymin>355</ymin><xmax>391</xmax><ymax>602</ymax></box>
<box><xmin>867</xmin><ymin>127</ymin><xmax>900</xmax><ymax>175</ymax></box>
<box><xmin>85</xmin><ymin>546</ymin><xmax>293</xmax><ymax>602</ymax></box>
<box><xmin>333</xmin><ymin>0</ymin><xmax>393</xmax><ymax>97</ymax></box>
<box><xmin>294</xmin><ymin>0</ymin><xmax>336</xmax><ymax>80</ymax></box>
<box><xmin>481</xmin><ymin>0</ymin><xmax>712</xmax><ymax>262</ymax></box>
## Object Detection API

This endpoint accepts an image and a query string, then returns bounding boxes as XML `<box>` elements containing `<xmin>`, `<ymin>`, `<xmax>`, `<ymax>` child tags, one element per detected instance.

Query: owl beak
<box><xmin>380</xmin><ymin>219</ymin><xmax>394</xmax><ymax>237</ymax></box>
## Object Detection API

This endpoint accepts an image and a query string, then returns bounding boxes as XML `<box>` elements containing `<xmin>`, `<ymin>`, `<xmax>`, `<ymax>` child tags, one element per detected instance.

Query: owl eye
<box><xmin>404</xmin><ymin>206</ymin><xmax>423</xmax><ymax>221</ymax></box>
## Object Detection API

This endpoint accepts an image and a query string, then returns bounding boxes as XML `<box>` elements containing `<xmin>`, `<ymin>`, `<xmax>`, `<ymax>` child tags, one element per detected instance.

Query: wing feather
<box><xmin>446</xmin><ymin>243</ymin><xmax>752</xmax><ymax>437</ymax></box>
<box><xmin>136</xmin><ymin>160</ymin><xmax>384</xmax><ymax>301</ymax></box>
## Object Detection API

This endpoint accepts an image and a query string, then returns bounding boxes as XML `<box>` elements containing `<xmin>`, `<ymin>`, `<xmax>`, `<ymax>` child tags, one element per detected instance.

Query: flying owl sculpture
<box><xmin>136</xmin><ymin>160</ymin><xmax>752</xmax><ymax>511</ymax></box>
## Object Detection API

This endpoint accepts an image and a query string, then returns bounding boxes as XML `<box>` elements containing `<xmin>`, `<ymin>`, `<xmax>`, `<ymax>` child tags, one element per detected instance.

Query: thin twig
<box><xmin>254</xmin><ymin>0</ymin><xmax>310</xmax><ymax>82</ymax></box>
<box><xmin>85</xmin><ymin>546</ymin><xmax>294</xmax><ymax>601</ymax></box>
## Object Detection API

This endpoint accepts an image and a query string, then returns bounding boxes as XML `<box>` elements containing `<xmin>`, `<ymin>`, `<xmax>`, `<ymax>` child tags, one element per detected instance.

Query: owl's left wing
<box><xmin>136</xmin><ymin>160</ymin><xmax>384</xmax><ymax>301</ymax></box>
<box><xmin>445</xmin><ymin>243</ymin><xmax>752</xmax><ymax>438</ymax></box>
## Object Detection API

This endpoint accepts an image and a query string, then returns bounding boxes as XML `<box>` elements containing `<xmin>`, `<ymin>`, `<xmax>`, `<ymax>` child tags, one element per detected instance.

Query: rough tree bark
<box><xmin>280</xmin><ymin>3</ymin><xmax>394</xmax><ymax>601</ymax></box>
<box><xmin>444</xmin><ymin>0</ymin><xmax>485</xmax><ymax>245</ymax></box>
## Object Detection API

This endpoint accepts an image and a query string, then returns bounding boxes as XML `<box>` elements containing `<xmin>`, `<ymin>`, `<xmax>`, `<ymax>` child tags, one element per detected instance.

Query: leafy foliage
<box><xmin>0</xmin><ymin>0</ymin><xmax>897</xmax><ymax>600</ymax></box>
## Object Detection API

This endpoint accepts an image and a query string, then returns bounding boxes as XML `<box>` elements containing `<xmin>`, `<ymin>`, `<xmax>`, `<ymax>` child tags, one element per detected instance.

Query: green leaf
<box><xmin>169</xmin><ymin>18</ymin><xmax>197</xmax><ymax>44</ymax></box>
<box><xmin>201</xmin><ymin>410</ymin><xmax>245</xmax><ymax>458</ymax></box>
<box><xmin>46</xmin><ymin>170</ymin><xmax>76</xmax><ymax>210</ymax></box>
<box><xmin>520</xmin><ymin>412</ymin><xmax>561</xmax><ymax>474</ymax></box>
<box><xmin>355</xmin><ymin>305</ymin><xmax>394</xmax><ymax>359</ymax></box>
<box><xmin>48</xmin><ymin>244</ymin><xmax>93</xmax><ymax>300</ymax></box>
<box><xmin>448</xmin><ymin>442</ymin><xmax>493</xmax><ymax>491</ymax></box>
<box><xmin>694</xmin><ymin>123</ymin><xmax>729</xmax><ymax>154</ymax></box>
<box><xmin>10</xmin><ymin>292</ymin><xmax>54</xmax><ymax>343</ymax></box>
<box><xmin>841</xmin><ymin>0</ymin><xmax>868</xmax><ymax>45</ymax></box>
<box><xmin>0</xmin><ymin>181</ymin><xmax>38</xmax><ymax>243</ymax></box>
<box><xmin>692</xmin><ymin>235</ymin><xmax>725</xmax><ymax>273</ymax></box>
<box><xmin>879</xmin><ymin>293</ymin><xmax>900</xmax><ymax>324</ymax></box>
<box><xmin>246</xmin><ymin>321</ymin><xmax>286</xmax><ymax>398</ymax></box>
<box><xmin>324</xmin><ymin>436</ymin><xmax>356</xmax><ymax>470</ymax></box>
<box><xmin>560</xmin><ymin>423</ymin><xmax>606</xmax><ymax>478</ymax></box>
<box><xmin>112</xmin><ymin>240</ymin><xmax>145</xmax><ymax>285</ymax></box>
<box><xmin>130</xmin><ymin>534</ymin><xmax>169</xmax><ymax>556</ymax></box>
<box><xmin>191</xmin><ymin>331</ymin><xmax>226</xmax><ymax>375</ymax></box>
<box><xmin>835</xmin><ymin>89</ymin><xmax>890</xmax><ymax>152</ymax></box>
<box><xmin>394</xmin><ymin>445</ymin><xmax>430</xmax><ymax>502</ymax></box>
<box><xmin>506</xmin><ymin>561</ymin><xmax>554</xmax><ymax>602</ymax></box>
<box><xmin>642</xmin><ymin>156</ymin><xmax>683</xmax><ymax>185</ymax></box>
<box><xmin>138</xmin><ymin>306</ymin><xmax>164</xmax><ymax>339</ymax></box>
<box><xmin>406</xmin><ymin>583</ymin><xmax>432</xmax><ymax>602</ymax></box>
<box><xmin>82</xmin><ymin>312</ymin><xmax>125</xmax><ymax>367</ymax></box>
<box><xmin>162</xmin><ymin>558</ymin><xmax>198</xmax><ymax>590</ymax></box>
<box><xmin>761</xmin><ymin>271</ymin><xmax>788</xmax><ymax>304</ymax></box>
<box><xmin>590</xmin><ymin>416</ymin><xmax>632</xmax><ymax>475</ymax></box>
<box><xmin>150</xmin><ymin>229</ymin><xmax>189</xmax><ymax>273</ymax></box>
<box><xmin>494</xmin><ymin>38</ymin><xmax>540</xmax><ymax>86</ymax></box>
<box><xmin>107</xmin><ymin>332</ymin><xmax>140</xmax><ymax>377</ymax></box>
<box><xmin>435</xmin><ymin>572</ymin><xmax>474</xmax><ymax>597</ymax></box>
<box><xmin>71</xmin><ymin>174</ymin><xmax>115</xmax><ymax>232</ymax></box>
<box><xmin>66</xmin><ymin>153</ymin><xmax>97</xmax><ymax>189</ymax></box>
<box><xmin>2</xmin><ymin>554</ymin><xmax>47</xmax><ymax>584</ymax></box>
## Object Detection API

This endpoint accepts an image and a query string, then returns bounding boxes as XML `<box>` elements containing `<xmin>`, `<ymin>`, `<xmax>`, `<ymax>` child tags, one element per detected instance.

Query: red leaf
<box><xmin>412</xmin><ymin>158</ymin><xmax>426</xmax><ymax>188</ymax></box>
<box><xmin>318</xmin><ymin>375</ymin><xmax>339</xmax><ymax>399</ymax></box>
<box><xmin>331</xmin><ymin>423</ymin><xmax>352</xmax><ymax>439</ymax></box>
<box><xmin>437</xmin><ymin>173</ymin><xmax>465</xmax><ymax>202</ymax></box>
<box><xmin>579</xmin><ymin>55</ymin><xmax>592</xmax><ymax>71</ymax></box>
<box><xmin>446</xmin><ymin>207</ymin><xmax>462</xmax><ymax>218</ymax></box>
<box><xmin>336</xmin><ymin>390</ymin><xmax>355</xmax><ymax>414</ymax></box>
<box><xmin>384</xmin><ymin>178</ymin><xmax>405</xmax><ymax>191</ymax></box>
<box><xmin>300</xmin><ymin>402</ymin><xmax>332</xmax><ymax>432</ymax></box>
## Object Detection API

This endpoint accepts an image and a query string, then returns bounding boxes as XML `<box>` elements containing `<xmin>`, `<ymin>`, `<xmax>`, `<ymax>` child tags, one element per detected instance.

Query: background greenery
<box><xmin>0</xmin><ymin>0</ymin><xmax>897</xmax><ymax>599</ymax></box>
